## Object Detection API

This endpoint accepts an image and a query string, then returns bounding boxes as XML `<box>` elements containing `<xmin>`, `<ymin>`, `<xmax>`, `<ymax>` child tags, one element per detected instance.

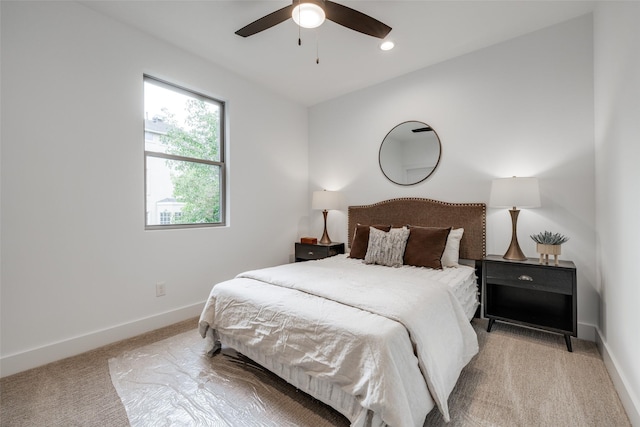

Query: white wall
<box><xmin>309</xmin><ymin>16</ymin><xmax>597</xmax><ymax>338</ymax></box>
<box><xmin>4</xmin><ymin>8</ymin><xmax>636</xmax><ymax>423</ymax></box>
<box><xmin>594</xmin><ymin>3</ymin><xmax>640</xmax><ymax>425</ymax></box>
<box><xmin>0</xmin><ymin>1</ymin><xmax>308</xmax><ymax>376</ymax></box>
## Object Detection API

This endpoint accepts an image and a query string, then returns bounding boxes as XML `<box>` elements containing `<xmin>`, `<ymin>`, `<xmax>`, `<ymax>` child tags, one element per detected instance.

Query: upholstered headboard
<box><xmin>348</xmin><ymin>198</ymin><xmax>486</xmax><ymax>261</ymax></box>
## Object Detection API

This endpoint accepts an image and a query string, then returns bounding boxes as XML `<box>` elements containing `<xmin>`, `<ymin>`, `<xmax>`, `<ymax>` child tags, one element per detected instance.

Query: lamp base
<box><xmin>503</xmin><ymin>242</ymin><xmax>527</xmax><ymax>261</ymax></box>
<box><xmin>503</xmin><ymin>209</ymin><xmax>527</xmax><ymax>261</ymax></box>
<box><xmin>319</xmin><ymin>210</ymin><xmax>332</xmax><ymax>244</ymax></box>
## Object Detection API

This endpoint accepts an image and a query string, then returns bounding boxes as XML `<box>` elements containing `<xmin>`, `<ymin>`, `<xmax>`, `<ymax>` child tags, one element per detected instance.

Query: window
<box><xmin>159</xmin><ymin>211</ymin><xmax>171</xmax><ymax>225</ymax></box>
<box><xmin>144</xmin><ymin>76</ymin><xmax>225</xmax><ymax>229</ymax></box>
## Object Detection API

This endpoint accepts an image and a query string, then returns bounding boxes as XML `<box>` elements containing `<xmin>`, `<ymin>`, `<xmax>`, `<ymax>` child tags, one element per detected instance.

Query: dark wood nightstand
<box><xmin>483</xmin><ymin>255</ymin><xmax>577</xmax><ymax>352</ymax></box>
<box><xmin>295</xmin><ymin>242</ymin><xmax>345</xmax><ymax>262</ymax></box>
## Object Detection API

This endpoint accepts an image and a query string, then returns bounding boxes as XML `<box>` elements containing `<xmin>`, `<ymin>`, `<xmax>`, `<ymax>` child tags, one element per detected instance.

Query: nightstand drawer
<box><xmin>295</xmin><ymin>242</ymin><xmax>345</xmax><ymax>262</ymax></box>
<box><xmin>485</xmin><ymin>262</ymin><xmax>573</xmax><ymax>295</ymax></box>
<box><xmin>296</xmin><ymin>243</ymin><xmax>329</xmax><ymax>260</ymax></box>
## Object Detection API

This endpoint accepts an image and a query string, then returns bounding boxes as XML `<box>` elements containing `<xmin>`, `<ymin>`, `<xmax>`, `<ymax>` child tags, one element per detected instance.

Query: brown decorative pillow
<box><xmin>403</xmin><ymin>226</ymin><xmax>452</xmax><ymax>269</ymax></box>
<box><xmin>349</xmin><ymin>224</ymin><xmax>391</xmax><ymax>259</ymax></box>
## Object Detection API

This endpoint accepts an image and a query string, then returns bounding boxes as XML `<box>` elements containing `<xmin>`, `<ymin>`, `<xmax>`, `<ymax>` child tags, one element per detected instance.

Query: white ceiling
<box><xmin>80</xmin><ymin>1</ymin><xmax>595</xmax><ymax>106</ymax></box>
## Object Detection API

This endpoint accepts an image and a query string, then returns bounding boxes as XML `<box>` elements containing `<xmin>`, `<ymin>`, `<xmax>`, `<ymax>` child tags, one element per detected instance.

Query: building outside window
<box><xmin>144</xmin><ymin>75</ymin><xmax>225</xmax><ymax>229</ymax></box>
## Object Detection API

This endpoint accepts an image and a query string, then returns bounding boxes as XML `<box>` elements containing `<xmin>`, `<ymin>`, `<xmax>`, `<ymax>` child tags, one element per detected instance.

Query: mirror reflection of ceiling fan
<box><xmin>235</xmin><ymin>0</ymin><xmax>392</xmax><ymax>40</ymax></box>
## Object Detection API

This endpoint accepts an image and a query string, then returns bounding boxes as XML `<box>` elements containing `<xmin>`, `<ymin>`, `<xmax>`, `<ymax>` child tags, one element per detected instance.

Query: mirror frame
<box><xmin>378</xmin><ymin>121</ymin><xmax>442</xmax><ymax>186</ymax></box>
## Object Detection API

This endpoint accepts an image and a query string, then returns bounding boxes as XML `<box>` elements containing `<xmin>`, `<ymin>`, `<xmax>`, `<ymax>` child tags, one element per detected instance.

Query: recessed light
<box><xmin>380</xmin><ymin>40</ymin><xmax>395</xmax><ymax>51</ymax></box>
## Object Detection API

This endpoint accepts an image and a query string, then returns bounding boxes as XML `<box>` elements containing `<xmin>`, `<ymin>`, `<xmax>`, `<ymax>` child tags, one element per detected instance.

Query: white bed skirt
<box><xmin>208</xmin><ymin>330</ymin><xmax>389</xmax><ymax>427</ymax></box>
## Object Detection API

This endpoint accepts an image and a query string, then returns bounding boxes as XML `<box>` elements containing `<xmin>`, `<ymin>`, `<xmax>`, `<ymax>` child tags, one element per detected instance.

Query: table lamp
<box><xmin>312</xmin><ymin>190</ymin><xmax>342</xmax><ymax>244</ymax></box>
<box><xmin>489</xmin><ymin>177</ymin><xmax>540</xmax><ymax>260</ymax></box>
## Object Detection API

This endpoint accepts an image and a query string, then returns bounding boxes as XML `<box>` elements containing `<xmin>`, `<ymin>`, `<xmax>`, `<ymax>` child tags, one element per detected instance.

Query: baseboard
<box><xmin>0</xmin><ymin>302</ymin><xmax>205</xmax><ymax>378</ymax></box>
<box><xmin>596</xmin><ymin>328</ymin><xmax>640</xmax><ymax>426</ymax></box>
<box><xmin>578</xmin><ymin>322</ymin><xmax>596</xmax><ymax>341</ymax></box>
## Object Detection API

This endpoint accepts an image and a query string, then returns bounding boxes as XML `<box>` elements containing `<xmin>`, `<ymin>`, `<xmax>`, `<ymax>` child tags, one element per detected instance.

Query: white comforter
<box><xmin>199</xmin><ymin>257</ymin><xmax>478</xmax><ymax>426</ymax></box>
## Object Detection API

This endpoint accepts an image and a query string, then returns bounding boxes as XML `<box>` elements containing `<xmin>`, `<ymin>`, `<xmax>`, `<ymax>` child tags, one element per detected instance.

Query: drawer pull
<box><xmin>518</xmin><ymin>275</ymin><xmax>533</xmax><ymax>281</ymax></box>
<box><xmin>308</xmin><ymin>251</ymin><xmax>314</xmax><ymax>255</ymax></box>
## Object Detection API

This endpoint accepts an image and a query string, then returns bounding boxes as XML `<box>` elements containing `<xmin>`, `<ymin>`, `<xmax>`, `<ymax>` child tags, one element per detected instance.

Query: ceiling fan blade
<box><xmin>324</xmin><ymin>1</ymin><xmax>391</xmax><ymax>39</ymax></box>
<box><xmin>235</xmin><ymin>4</ymin><xmax>294</xmax><ymax>37</ymax></box>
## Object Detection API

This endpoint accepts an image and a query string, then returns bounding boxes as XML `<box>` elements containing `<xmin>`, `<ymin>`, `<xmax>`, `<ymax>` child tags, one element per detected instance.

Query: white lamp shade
<box><xmin>489</xmin><ymin>177</ymin><xmax>541</xmax><ymax>208</ymax></box>
<box><xmin>292</xmin><ymin>3</ymin><xmax>326</xmax><ymax>29</ymax></box>
<box><xmin>312</xmin><ymin>190</ymin><xmax>341</xmax><ymax>210</ymax></box>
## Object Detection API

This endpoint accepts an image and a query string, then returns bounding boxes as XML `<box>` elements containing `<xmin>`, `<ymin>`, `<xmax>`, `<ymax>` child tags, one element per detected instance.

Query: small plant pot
<box><xmin>537</xmin><ymin>243</ymin><xmax>561</xmax><ymax>266</ymax></box>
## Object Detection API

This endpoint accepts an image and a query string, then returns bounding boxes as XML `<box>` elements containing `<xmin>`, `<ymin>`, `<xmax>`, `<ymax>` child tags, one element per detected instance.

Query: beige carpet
<box><xmin>425</xmin><ymin>321</ymin><xmax>630</xmax><ymax>426</ymax></box>
<box><xmin>1</xmin><ymin>318</ymin><xmax>631</xmax><ymax>426</ymax></box>
<box><xmin>0</xmin><ymin>319</ymin><xmax>196</xmax><ymax>427</ymax></box>
<box><xmin>109</xmin><ymin>330</ymin><xmax>348</xmax><ymax>427</ymax></box>
<box><xmin>109</xmin><ymin>319</ymin><xmax>630</xmax><ymax>427</ymax></box>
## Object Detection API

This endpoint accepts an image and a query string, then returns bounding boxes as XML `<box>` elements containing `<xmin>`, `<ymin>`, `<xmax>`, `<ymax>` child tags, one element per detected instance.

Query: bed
<box><xmin>199</xmin><ymin>198</ymin><xmax>486</xmax><ymax>427</ymax></box>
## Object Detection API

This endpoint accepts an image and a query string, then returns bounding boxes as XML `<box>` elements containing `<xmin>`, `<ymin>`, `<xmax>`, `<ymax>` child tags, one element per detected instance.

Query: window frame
<box><xmin>143</xmin><ymin>75</ymin><xmax>226</xmax><ymax>230</ymax></box>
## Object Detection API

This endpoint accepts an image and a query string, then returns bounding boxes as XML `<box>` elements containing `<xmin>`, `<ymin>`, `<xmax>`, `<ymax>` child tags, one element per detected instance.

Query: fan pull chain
<box><xmin>316</xmin><ymin>29</ymin><xmax>320</xmax><ymax>64</ymax></box>
<box><xmin>297</xmin><ymin>0</ymin><xmax>302</xmax><ymax>46</ymax></box>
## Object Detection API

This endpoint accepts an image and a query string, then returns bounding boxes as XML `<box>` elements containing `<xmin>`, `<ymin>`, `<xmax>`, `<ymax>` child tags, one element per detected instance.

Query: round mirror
<box><xmin>379</xmin><ymin>121</ymin><xmax>442</xmax><ymax>185</ymax></box>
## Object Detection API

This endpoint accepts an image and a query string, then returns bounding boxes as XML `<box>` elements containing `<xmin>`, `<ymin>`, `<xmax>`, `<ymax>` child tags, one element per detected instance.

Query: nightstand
<box><xmin>295</xmin><ymin>242</ymin><xmax>345</xmax><ymax>262</ymax></box>
<box><xmin>483</xmin><ymin>255</ymin><xmax>577</xmax><ymax>352</ymax></box>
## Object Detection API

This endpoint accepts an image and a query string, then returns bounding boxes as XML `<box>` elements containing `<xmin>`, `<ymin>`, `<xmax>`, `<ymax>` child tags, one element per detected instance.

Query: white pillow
<box><xmin>441</xmin><ymin>228</ymin><xmax>464</xmax><ymax>267</ymax></box>
<box><xmin>364</xmin><ymin>226</ymin><xmax>410</xmax><ymax>267</ymax></box>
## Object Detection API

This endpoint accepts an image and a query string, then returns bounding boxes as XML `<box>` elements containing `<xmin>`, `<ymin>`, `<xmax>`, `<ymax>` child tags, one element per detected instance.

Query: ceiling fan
<box><xmin>235</xmin><ymin>0</ymin><xmax>392</xmax><ymax>40</ymax></box>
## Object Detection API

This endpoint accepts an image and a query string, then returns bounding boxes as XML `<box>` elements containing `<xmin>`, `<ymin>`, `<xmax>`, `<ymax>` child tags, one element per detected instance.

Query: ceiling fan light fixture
<box><xmin>292</xmin><ymin>2</ymin><xmax>326</xmax><ymax>29</ymax></box>
<box><xmin>380</xmin><ymin>40</ymin><xmax>395</xmax><ymax>51</ymax></box>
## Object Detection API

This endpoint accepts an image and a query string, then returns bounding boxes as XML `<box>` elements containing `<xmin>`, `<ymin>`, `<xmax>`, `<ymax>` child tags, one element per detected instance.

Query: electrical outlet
<box><xmin>156</xmin><ymin>282</ymin><xmax>166</xmax><ymax>297</ymax></box>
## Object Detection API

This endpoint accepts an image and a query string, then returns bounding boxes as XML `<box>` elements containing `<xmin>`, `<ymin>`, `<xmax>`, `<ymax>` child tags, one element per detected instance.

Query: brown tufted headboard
<box><xmin>348</xmin><ymin>198</ymin><xmax>486</xmax><ymax>261</ymax></box>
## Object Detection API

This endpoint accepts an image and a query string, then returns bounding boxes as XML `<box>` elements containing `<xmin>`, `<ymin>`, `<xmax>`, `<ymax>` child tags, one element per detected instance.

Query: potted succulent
<box><xmin>530</xmin><ymin>231</ymin><xmax>569</xmax><ymax>266</ymax></box>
